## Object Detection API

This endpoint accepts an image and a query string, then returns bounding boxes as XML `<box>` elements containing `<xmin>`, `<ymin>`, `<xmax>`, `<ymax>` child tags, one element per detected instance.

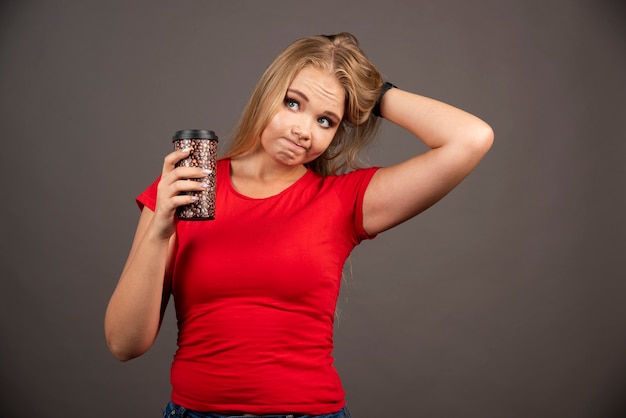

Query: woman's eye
<box><xmin>285</xmin><ymin>98</ymin><xmax>299</xmax><ymax>110</ymax></box>
<box><xmin>318</xmin><ymin>117</ymin><xmax>333</xmax><ymax>129</ymax></box>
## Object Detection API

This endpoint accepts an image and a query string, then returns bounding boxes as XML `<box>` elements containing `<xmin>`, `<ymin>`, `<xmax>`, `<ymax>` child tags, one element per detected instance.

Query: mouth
<box><xmin>284</xmin><ymin>138</ymin><xmax>307</xmax><ymax>151</ymax></box>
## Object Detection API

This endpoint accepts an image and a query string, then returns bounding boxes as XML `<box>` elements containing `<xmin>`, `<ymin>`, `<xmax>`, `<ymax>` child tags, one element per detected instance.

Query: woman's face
<box><xmin>259</xmin><ymin>66</ymin><xmax>345</xmax><ymax>167</ymax></box>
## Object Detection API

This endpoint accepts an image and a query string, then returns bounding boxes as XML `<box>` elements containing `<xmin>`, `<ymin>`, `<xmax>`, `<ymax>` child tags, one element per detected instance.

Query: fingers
<box><xmin>163</xmin><ymin>147</ymin><xmax>192</xmax><ymax>174</ymax></box>
<box><xmin>162</xmin><ymin>147</ymin><xmax>210</xmax><ymax>181</ymax></box>
<box><xmin>169</xmin><ymin>176</ymin><xmax>208</xmax><ymax>196</ymax></box>
<box><xmin>147</xmin><ymin>149</ymin><xmax>214</xmax><ymax>239</ymax></box>
<box><xmin>163</xmin><ymin>147</ymin><xmax>213</xmax><ymax>176</ymax></box>
<box><xmin>155</xmin><ymin>149</ymin><xmax>212</xmax><ymax>216</ymax></box>
<box><xmin>157</xmin><ymin>172</ymin><xmax>209</xmax><ymax>206</ymax></box>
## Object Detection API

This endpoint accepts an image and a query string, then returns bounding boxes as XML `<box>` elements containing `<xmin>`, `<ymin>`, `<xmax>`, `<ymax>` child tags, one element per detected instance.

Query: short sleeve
<box><xmin>330</xmin><ymin>167</ymin><xmax>380</xmax><ymax>242</ymax></box>
<box><xmin>136</xmin><ymin>176</ymin><xmax>160</xmax><ymax>211</ymax></box>
<box><xmin>352</xmin><ymin>167</ymin><xmax>380</xmax><ymax>241</ymax></box>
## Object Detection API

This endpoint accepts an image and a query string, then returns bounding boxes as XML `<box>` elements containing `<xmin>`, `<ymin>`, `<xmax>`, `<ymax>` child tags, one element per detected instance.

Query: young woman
<box><xmin>105</xmin><ymin>32</ymin><xmax>493</xmax><ymax>418</ymax></box>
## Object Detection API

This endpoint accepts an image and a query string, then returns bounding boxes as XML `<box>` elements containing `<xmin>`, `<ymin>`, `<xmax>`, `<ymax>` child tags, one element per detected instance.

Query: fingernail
<box><xmin>201</xmin><ymin>182</ymin><xmax>209</xmax><ymax>188</ymax></box>
<box><xmin>202</xmin><ymin>169</ymin><xmax>212</xmax><ymax>175</ymax></box>
<box><xmin>181</xmin><ymin>147</ymin><xmax>192</xmax><ymax>154</ymax></box>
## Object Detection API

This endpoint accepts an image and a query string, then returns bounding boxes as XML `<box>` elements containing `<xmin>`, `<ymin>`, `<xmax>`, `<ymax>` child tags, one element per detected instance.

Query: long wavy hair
<box><xmin>221</xmin><ymin>32</ymin><xmax>384</xmax><ymax>176</ymax></box>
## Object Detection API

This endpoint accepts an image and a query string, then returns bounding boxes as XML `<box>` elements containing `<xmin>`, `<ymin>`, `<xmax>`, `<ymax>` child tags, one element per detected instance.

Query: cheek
<box><xmin>264</xmin><ymin>113</ymin><xmax>281</xmax><ymax>133</ymax></box>
<box><xmin>312</xmin><ymin>130</ymin><xmax>337</xmax><ymax>153</ymax></box>
<box><xmin>260</xmin><ymin>114</ymin><xmax>282</xmax><ymax>141</ymax></box>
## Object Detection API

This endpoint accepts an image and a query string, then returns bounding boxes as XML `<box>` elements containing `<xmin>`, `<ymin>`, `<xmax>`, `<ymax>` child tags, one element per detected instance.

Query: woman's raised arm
<box><xmin>363</xmin><ymin>87</ymin><xmax>494</xmax><ymax>236</ymax></box>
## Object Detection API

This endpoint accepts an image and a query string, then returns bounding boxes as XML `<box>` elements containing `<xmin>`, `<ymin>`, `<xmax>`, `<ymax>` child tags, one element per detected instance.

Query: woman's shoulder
<box><xmin>320</xmin><ymin>166</ymin><xmax>380</xmax><ymax>183</ymax></box>
<box><xmin>312</xmin><ymin>166</ymin><xmax>381</xmax><ymax>196</ymax></box>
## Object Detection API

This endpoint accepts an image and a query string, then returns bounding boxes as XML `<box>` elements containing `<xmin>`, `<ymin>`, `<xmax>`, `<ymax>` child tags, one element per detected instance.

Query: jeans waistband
<box><xmin>163</xmin><ymin>401</ymin><xmax>350</xmax><ymax>418</ymax></box>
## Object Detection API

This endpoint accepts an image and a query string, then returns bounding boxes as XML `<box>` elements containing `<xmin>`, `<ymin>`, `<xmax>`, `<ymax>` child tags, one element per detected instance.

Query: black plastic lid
<box><xmin>172</xmin><ymin>129</ymin><xmax>218</xmax><ymax>141</ymax></box>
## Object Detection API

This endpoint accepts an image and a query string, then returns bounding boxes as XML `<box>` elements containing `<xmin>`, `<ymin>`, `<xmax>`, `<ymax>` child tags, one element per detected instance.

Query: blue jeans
<box><xmin>161</xmin><ymin>401</ymin><xmax>352</xmax><ymax>418</ymax></box>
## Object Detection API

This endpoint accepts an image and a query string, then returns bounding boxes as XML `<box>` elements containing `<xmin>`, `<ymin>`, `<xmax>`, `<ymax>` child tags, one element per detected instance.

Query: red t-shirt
<box><xmin>137</xmin><ymin>158</ymin><xmax>379</xmax><ymax>415</ymax></box>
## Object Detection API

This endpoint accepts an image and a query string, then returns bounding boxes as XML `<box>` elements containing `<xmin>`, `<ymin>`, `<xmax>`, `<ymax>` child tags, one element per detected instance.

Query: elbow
<box><xmin>105</xmin><ymin>328</ymin><xmax>150</xmax><ymax>362</ymax></box>
<box><xmin>106</xmin><ymin>338</ymin><xmax>146</xmax><ymax>362</ymax></box>
<box><xmin>469</xmin><ymin>122</ymin><xmax>494</xmax><ymax>157</ymax></box>
<box><xmin>108</xmin><ymin>345</ymin><xmax>135</xmax><ymax>362</ymax></box>
<box><xmin>478</xmin><ymin>123</ymin><xmax>495</xmax><ymax>152</ymax></box>
<box><xmin>104</xmin><ymin>307</ymin><xmax>157</xmax><ymax>362</ymax></box>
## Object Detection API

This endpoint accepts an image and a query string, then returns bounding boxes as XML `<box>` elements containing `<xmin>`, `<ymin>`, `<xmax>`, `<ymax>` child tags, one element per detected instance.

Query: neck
<box><xmin>229</xmin><ymin>152</ymin><xmax>308</xmax><ymax>199</ymax></box>
<box><xmin>230</xmin><ymin>149</ymin><xmax>307</xmax><ymax>183</ymax></box>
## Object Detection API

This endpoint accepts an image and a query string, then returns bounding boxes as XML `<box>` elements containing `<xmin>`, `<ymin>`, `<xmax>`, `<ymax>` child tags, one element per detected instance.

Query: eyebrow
<box><xmin>287</xmin><ymin>88</ymin><xmax>342</xmax><ymax>122</ymax></box>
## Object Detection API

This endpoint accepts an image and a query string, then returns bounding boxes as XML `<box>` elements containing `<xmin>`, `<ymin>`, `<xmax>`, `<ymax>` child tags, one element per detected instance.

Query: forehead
<box><xmin>290</xmin><ymin>66</ymin><xmax>345</xmax><ymax>116</ymax></box>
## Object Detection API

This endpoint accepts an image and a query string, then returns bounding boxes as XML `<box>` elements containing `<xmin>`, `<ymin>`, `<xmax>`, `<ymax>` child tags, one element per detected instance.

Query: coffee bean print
<box><xmin>173</xmin><ymin>137</ymin><xmax>218</xmax><ymax>220</ymax></box>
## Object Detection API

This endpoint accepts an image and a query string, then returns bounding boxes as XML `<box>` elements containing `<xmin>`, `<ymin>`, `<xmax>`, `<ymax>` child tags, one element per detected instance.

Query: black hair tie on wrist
<box><xmin>372</xmin><ymin>81</ymin><xmax>397</xmax><ymax>118</ymax></box>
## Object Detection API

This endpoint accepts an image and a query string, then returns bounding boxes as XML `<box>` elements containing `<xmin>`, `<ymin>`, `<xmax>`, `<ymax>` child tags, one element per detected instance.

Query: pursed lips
<box><xmin>284</xmin><ymin>137</ymin><xmax>308</xmax><ymax>151</ymax></box>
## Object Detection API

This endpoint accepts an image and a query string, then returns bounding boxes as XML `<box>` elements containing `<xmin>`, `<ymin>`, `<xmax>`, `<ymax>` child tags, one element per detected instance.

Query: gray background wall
<box><xmin>1</xmin><ymin>1</ymin><xmax>625</xmax><ymax>417</ymax></box>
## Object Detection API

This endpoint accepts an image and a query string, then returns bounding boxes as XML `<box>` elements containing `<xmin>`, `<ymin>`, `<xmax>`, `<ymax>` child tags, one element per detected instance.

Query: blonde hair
<box><xmin>222</xmin><ymin>32</ymin><xmax>384</xmax><ymax>176</ymax></box>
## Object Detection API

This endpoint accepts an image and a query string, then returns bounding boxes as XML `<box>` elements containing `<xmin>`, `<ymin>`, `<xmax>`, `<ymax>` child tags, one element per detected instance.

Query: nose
<box><xmin>292</xmin><ymin>116</ymin><xmax>311</xmax><ymax>141</ymax></box>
